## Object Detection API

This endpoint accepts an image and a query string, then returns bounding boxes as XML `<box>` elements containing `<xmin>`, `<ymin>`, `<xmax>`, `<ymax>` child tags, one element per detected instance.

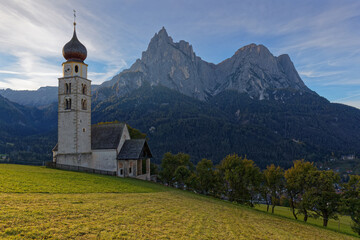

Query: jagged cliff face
<box><xmin>216</xmin><ymin>44</ymin><xmax>310</xmax><ymax>100</ymax></box>
<box><xmin>100</xmin><ymin>27</ymin><xmax>311</xmax><ymax>101</ymax></box>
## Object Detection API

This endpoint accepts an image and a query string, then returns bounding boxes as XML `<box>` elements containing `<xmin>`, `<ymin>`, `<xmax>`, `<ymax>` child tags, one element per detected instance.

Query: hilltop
<box><xmin>0</xmin><ymin>164</ymin><xmax>357</xmax><ymax>239</ymax></box>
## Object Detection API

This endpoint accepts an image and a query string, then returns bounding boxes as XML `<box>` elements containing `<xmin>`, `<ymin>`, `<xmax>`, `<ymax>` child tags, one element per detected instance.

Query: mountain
<box><xmin>92</xmin><ymin>84</ymin><xmax>360</xmax><ymax>168</ymax></box>
<box><xmin>0</xmin><ymin>94</ymin><xmax>56</xmax><ymax>164</ymax></box>
<box><xmin>0</xmin><ymin>85</ymin><xmax>100</xmax><ymax>108</ymax></box>
<box><xmin>0</xmin><ymin>87</ymin><xmax>58</xmax><ymax>108</ymax></box>
<box><xmin>0</xmin><ymin>94</ymin><xmax>47</xmax><ymax>135</ymax></box>
<box><xmin>97</xmin><ymin>28</ymin><xmax>311</xmax><ymax>101</ymax></box>
<box><xmin>1</xmin><ymin>27</ymin><xmax>360</xmax><ymax>169</ymax></box>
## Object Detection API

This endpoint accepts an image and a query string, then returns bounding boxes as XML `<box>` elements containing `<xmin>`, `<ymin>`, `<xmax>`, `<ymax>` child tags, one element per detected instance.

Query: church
<box><xmin>51</xmin><ymin>20</ymin><xmax>152</xmax><ymax>180</ymax></box>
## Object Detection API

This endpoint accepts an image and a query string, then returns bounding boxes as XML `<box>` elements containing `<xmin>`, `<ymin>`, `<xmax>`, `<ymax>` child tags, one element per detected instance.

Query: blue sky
<box><xmin>0</xmin><ymin>0</ymin><xmax>359</xmax><ymax>108</ymax></box>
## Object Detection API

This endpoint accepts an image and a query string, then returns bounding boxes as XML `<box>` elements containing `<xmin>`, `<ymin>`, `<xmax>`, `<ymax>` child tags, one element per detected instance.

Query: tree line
<box><xmin>157</xmin><ymin>152</ymin><xmax>360</xmax><ymax>235</ymax></box>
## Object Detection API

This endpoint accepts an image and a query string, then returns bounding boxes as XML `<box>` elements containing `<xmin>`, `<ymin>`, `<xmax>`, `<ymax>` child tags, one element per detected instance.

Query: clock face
<box><xmin>64</xmin><ymin>64</ymin><xmax>72</xmax><ymax>76</ymax></box>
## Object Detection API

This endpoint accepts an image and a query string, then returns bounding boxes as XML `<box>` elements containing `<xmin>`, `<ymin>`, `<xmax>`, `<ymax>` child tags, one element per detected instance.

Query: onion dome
<box><xmin>62</xmin><ymin>24</ymin><xmax>87</xmax><ymax>62</ymax></box>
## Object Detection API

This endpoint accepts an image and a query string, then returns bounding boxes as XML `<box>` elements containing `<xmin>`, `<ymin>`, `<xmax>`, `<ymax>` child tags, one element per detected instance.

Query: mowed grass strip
<box><xmin>0</xmin><ymin>192</ymin><xmax>357</xmax><ymax>240</ymax></box>
<box><xmin>0</xmin><ymin>164</ymin><xmax>165</xmax><ymax>193</ymax></box>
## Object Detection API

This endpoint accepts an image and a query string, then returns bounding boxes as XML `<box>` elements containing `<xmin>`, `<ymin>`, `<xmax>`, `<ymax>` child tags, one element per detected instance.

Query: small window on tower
<box><xmin>65</xmin><ymin>98</ymin><xmax>72</xmax><ymax>110</ymax></box>
<box><xmin>81</xmin><ymin>99</ymin><xmax>87</xmax><ymax>110</ymax></box>
<box><xmin>65</xmin><ymin>83</ymin><xmax>69</xmax><ymax>94</ymax></box>
<box><xmin>75</xmin><ymin>65</ymin><xmax>79</xmax><ymax>73</ymax></box>
<box><xmin>82</xmin><ymin>84</ymin><xmax>87</xmax><ymax>94</ymax></box>
<box><xmin>82</xmin><ymin>128</ymin><xmax>86</xmax><ymax>132</ymax></box>
<box><xmin>69</xmin><ymin>83</ymin><xmax>72</xmax><ymax>94</ymax></box>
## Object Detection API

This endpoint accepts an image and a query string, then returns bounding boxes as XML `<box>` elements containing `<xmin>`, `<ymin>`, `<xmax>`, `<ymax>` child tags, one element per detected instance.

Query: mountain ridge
<box><xmin>1</xmin><ymin>27</ymin><xmax>359</xmax><ymax>169</ymax></box>
<box><xmin>97</xmin><ymin>27</ymin><xmax>312</xmax><ymax>102</ymax></box>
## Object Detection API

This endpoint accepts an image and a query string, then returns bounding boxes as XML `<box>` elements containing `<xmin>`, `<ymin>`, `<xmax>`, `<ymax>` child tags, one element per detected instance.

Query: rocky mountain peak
<box><xmin>100</xmin><ymin>28</ymin><xmax>312</xmax><ymax>101</ymax></box>
<box><xmin>235</xmin><ymin>43</ymin><xmax>269</xmax><ymax>54</ymax></box>
<box><xmin>158</xmin><ymin>26</ymin><xmax>169</xmax><ymax>38</ymax></box>
<box><xmin>147</xmin><ymin>27</ymin><xmax>173</xmax><ymax>48</ymax></box>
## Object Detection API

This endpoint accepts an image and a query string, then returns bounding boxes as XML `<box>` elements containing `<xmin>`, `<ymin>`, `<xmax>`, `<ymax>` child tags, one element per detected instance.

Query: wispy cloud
<box><xmin>299</xmin><ymin>70</ymin><xmax>344</xmax><ymax>78</ymax></box>
<box><xmin>0</xmin><ymin>0</ymin><xmax>359</xmax><ymax>112</ymax></box>
<box><xmin>0</xmin><ymin>0</ymin><xmax>128</xmax><ymax>89</ymax></box>
<box><xmin>334</xmin><ymin>100</ymin><xmax>360</xmax><ymax>109</ymax></box>
<box><xmin>334</xmin><ymin>91</ymin><xmax>360</xmax><ymax>101</ymax></box>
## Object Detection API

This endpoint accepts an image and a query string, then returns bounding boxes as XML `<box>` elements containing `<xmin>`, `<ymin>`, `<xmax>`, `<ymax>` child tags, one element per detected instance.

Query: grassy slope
<box><xmin>0</xmin><ymin>164</ymin><xmax>358</xmax><ymax>239</ymax></box>
<box><xmin>255</xmin><ymin>204</ymin><xmax>354</xmax><ymax>236</ymax></box>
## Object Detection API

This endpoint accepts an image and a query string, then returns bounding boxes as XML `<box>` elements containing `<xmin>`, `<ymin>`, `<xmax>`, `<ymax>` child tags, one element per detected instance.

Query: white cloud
<box><xmin>0</xmin><ymin>0</ymin><xmax>359</xmax><ymax>104</ymax></box>
<box><xmin>0</xmin><ymin>0</ymin><xmax>128</xmax><ymax>90</ymax></box>
<box><xmin>299</xmin><ymin>70</ymin><xmax>344</xmax><ymax>78</ymax></box>
<box><xmin>334</xmin><ymin>100</ymin><xmax>360</xmax><ymax>109</ymax></box>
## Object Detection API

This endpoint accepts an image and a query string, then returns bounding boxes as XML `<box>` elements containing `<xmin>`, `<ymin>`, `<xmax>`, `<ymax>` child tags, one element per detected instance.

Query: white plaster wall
<box><xmin>91</xmin><ymin>150</ymin><xmax>117</xmax><ymax>172</ymax></box>
<box><xmin>77</xmin><ymin>111</ymin><xmax>91</xmax><ymax>153</ymax></box>
<box><xmin>116</xmin><ymin>124</ymin><xmax>131</xmax><ymax>153</ymax></box>
<box><xmin>56</xmin><ymin>153</ymin><xmax>92</xmax><ymax>167</ymax></box>
<box><xmin>58</xmin><ymin>110</ymin><xmax>76</xmax><ymax>154</ymax></box>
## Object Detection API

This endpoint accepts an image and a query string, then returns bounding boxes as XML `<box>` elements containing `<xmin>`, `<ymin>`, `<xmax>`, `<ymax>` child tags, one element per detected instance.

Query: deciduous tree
<box><xmin>263</xmin><ymin>164</ymin><xmax>284</xmax><ymax>214</ymax></box>
<box><xmin>284</xmin><ymin>160</ymin><xmax>316</xmax><ymax>221</ymax></box>
<box><xmin>341</xmin><ymin>175</ymin><xmax>360</xmax><ymax>235</ymax></box>
<box><xmin>218</xmin><ymin>154</ymin><xmax>261</xmax><ymax>206</ymax></box>
<box><xmin>304</xmin><ymin>170</ymin><xmax>340</xmax><ymax>227</ymax></box>
<box><xmin>159</xmin><ymin>152</ymin><xmax>193</xmax><ymax>186</ymax></box>
<box><xmin>195</xmin><ymin>158</ymin><xmax>216</xmax><ymax>195</ymax></box>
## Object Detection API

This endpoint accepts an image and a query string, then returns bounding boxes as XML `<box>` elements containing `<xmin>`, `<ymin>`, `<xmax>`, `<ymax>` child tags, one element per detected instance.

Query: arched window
<box><xmin>69</xmin><ymin>83</ymin><xmax>71</xmax><ymax>93</ymax></box>
<box><xmin>82</xmin><ymin>84</ymin><xmax>87</xmax><ymax>95</ymax></box>
<box><xmin>81</xmin><ymin>99</ymin><xmax>87</xmax><ymax>110</ymax></box>
<box><xmin>65</xmin><ymin>83</ymin><xmax>69</xmax><ymax>94</ymax></box>
<box><xmin>75</xmin><ymin>65</ymin><xmax>79</xmax><ymax>73</ymax></box>
<box><xmin>65</xmin><ymin>98</ymin><xmax>72</xmax><ymax>110</ymax></box>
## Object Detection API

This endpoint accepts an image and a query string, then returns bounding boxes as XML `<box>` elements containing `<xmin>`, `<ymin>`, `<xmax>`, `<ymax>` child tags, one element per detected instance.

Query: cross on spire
<box><xmin>73</xmin><ymin>9</ymin><xmax>76</xmax><ymax>27</ymax></box>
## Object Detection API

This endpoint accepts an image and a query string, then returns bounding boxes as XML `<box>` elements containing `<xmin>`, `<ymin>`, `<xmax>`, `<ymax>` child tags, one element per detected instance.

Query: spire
<box><xmin>62</xmin><ymin>10</ymin><xmax>87</xmax><ymax>62</ymax></box>
<box><xmin>73</xmin><ymin>9</ymin><xmax>76</xmax><ymax>29</ymax></box>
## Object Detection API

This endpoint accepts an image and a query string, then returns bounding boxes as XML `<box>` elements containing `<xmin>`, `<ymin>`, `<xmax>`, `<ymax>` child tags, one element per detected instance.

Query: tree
<box><xmin>341</xmin><ymin>175</ymin><xmax>360</xmax><ymax>235</ymax></box>
<box><xmin>304</xmin><ymin>170</ymin><xmax>340</xmax><ymax>227</ymax></box>
<box><xmin>159</xmin><ymin>152</ymin><xmax>193</xmax><ymax>186</ymax></box>
<box><xmin>259</xmin><ymin>173</ymin><xmax>271</xmax><ymax>212</ymax></box>
<box><xmin>195</xmin><ymin>158</ymin><xmax>216</xmax><ymax>195</ymax></box>
<box><xmin>174</xmin><ymin>165</ymin><xmax>192</xmax><ymax>189</ymax></box>
<box><xmin>217</xmin><ymin>154</ymin><xmax>262</xmax><ymax>206</ymax></box>
<box><xmin>284</xmin><ymin>160</ymin><xmax>317</xmax><ymax>221</ymax></box>
<box><xmin>150</xmin><ymin>162</ymin><xmax>159</xmax><ymax>175</ymax></box>
<box><xmin>263</xmin><ymin>164</ymin><xmax>284</xmax><ymax>214</ymax></box>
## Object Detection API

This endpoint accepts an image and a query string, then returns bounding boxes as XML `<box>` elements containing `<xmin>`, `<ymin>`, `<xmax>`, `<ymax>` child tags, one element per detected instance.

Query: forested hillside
<box><xmin>92</xmin><ymin>84</ymin><xmax>360</xmax><ymax>168</ymax></box>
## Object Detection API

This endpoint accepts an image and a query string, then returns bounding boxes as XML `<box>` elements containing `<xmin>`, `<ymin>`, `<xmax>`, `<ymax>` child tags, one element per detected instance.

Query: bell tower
<box><xmin>57</xmin><ymin>16</ymin><xmax>91</xmax><ymax>156</ymax></box>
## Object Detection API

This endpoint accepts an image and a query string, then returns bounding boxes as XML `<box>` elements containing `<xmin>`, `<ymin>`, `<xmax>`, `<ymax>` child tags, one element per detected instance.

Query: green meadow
<box><xmin>255</xmin><ymin>204</ymin><xmax>354</xmax><ymax>236</ymax></box>
<box><xmin>0</xmin><ymin>164</ymin><xmax>358</xmax><ymax>239</ymax></box>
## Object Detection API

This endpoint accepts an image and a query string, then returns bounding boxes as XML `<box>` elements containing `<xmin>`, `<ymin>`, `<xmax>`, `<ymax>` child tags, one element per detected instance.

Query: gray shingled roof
<box><xmin>91</xmin><ymin>123</ymin><xmax>125</xmax><ymax>149</ymax></box>
<box><xmin>117</xmin><ymin>139</ymin><xmax>152</xmax><ymax>160</ymax></box>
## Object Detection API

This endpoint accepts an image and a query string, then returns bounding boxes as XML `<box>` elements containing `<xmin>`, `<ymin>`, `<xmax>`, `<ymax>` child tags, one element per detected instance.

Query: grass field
<box><xmin>255</xmin><ymin>204</ymin><xmax>354</xmax><ymax>235</ymax></box>
<box><xmin>0</xmin><ymin>164</ymin><xmax>358</xmax><ymax>239</ymax></box>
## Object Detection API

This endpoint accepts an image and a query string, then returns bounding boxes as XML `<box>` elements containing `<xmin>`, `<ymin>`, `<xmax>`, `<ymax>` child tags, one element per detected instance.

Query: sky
<box><xmin>0</xmin><ymin>0</ymin><xmax>359</xmax><ymax>109</ymax></box>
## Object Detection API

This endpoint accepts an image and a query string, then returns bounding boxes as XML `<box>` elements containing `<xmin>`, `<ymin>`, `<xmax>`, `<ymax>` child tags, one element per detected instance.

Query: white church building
<box><xmin>51</xmin><ymin>20</ymin><xmax>152</xmax><ymax>180</ymax></box>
